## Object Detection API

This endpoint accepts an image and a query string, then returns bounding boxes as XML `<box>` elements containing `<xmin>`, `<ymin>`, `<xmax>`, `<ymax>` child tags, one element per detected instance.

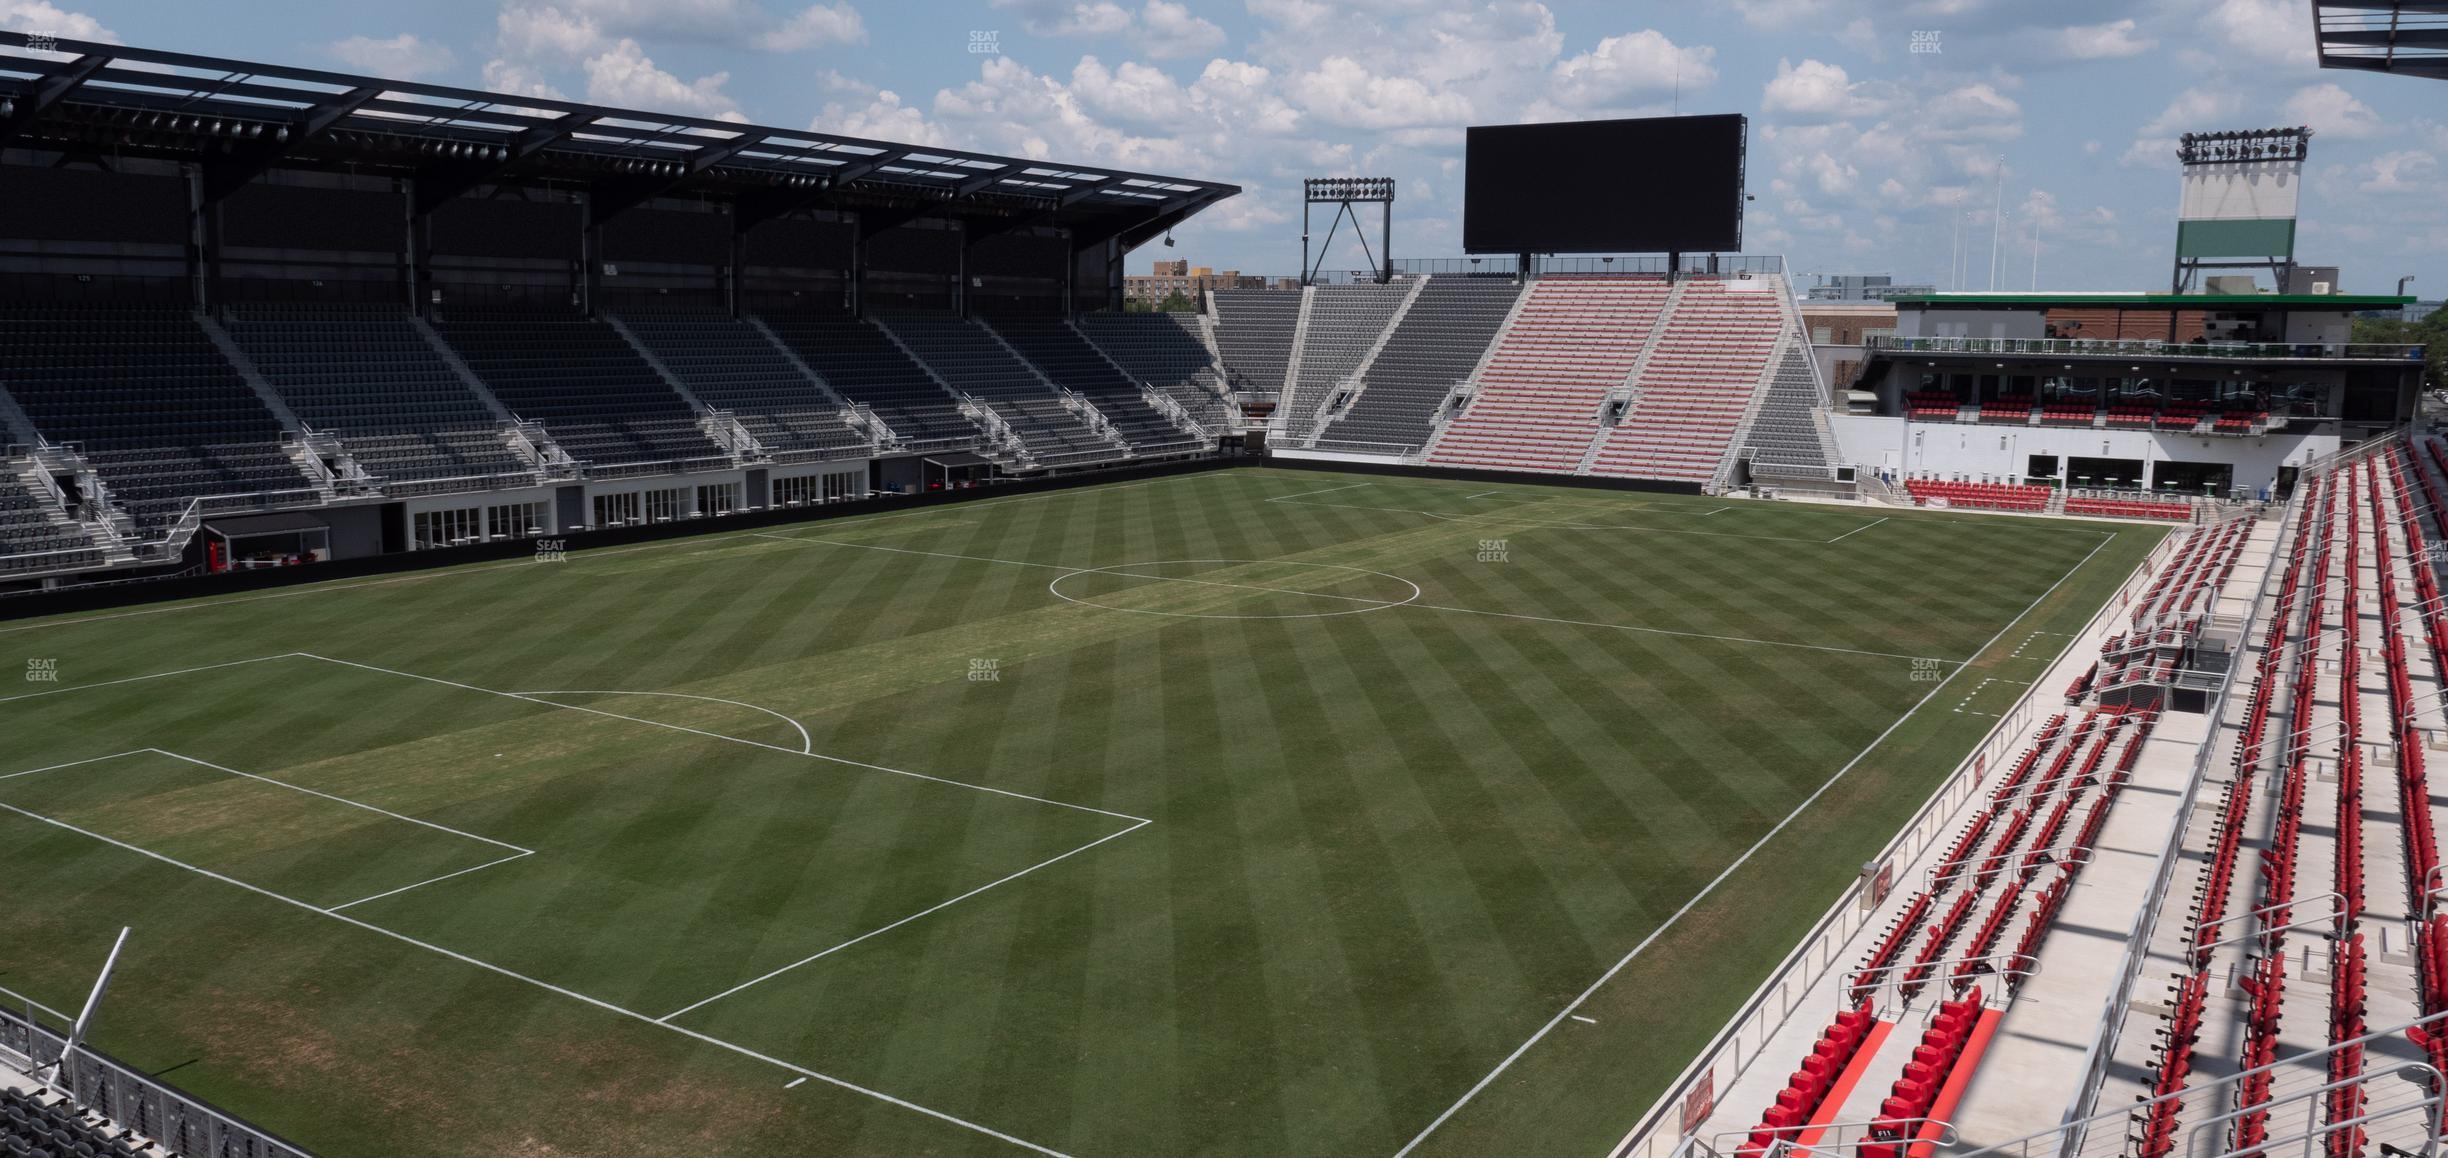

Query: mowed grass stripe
<box><xmin>0</xmin><ymin>468</ymin><xmax>2163</xmax><ymax>1157</ymax></box>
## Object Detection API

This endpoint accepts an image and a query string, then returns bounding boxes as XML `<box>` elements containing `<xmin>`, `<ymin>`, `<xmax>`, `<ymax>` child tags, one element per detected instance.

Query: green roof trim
<box><xmin>1890</xmin><ymin>292</ymin><xmax>2416</xmax><ymax>308</ymax></box>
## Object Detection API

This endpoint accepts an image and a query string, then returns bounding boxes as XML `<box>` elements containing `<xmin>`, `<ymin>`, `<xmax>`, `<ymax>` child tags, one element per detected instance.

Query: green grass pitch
<box><xmin>0</xmin><ymin>468</ymin><xmax>2163</xmax><ymax>1156</ymax></box>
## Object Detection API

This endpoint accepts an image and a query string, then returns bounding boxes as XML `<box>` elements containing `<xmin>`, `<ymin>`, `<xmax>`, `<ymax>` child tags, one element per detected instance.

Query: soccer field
<box><xmin>0</xmin><ymin>468</ymin><xmax>2162</xmax><ymax>1157</ymax></box>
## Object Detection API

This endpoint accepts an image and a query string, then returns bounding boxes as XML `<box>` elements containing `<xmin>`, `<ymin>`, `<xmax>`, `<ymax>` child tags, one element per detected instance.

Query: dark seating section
<box><xmin>613</xmin><ymin>312</ymin><xmax>868</xmax><ymax>463</ymax></box>
<box><xmin>432</xmin><ymin>313</ymin><xmax>727</xmax><ymax>475</ymax></box>
<box><xmin>223</xmin><ymin>306</ymin><xmax>529</xmax><ymax>493</ymax></box>
<box><xmin>1070</xmin><ymin>312</ymin><xmax>1231</xmax><ymax>429</ymax></box>
<box><xmin>882</xmin><ymin>316</ymin><xmax>1119</xmax><ymax>466</ymax></box>
<box><xmin>1208</xmin><ymin>289</ymin><xmax>1299</xmax><ymax>395</ymax></box>
<box><xmin>986</xmin><ymin>318</ymin><xmax>1205</xmax><ymax>456</ymax></box>
<box><xmin>0</xmin><ymin>307</ymin><xmax>314</xmax><ymax>536</ymax></box>
<box><xmin>1314</xmin><ymin>277</ymin><xmax>1522</xmax><ymax>455</ymax></box>
<box><xmin>0</xmin><ymin>472</ymin><xmax>100</xmax><ymax>572</ymax></box>
<box><xmin>758</xmin><ymin>315</ymin><xmax>976</xmax><ymax>445</ymax></box>
<box><xmin>2</xmin><ymin>1086</ymin><xmax>149</xmax><ymax>1157</ymax></box>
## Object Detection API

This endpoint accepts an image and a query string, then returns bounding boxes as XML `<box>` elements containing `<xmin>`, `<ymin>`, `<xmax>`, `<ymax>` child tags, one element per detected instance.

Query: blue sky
<box><xmin>5</xmin><ymin>0</ymin><xmax>2443</xmax><ymax>297</ymax></box>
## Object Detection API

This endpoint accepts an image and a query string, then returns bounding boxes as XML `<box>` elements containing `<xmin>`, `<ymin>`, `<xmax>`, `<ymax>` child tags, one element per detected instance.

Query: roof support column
<box><xmin>403</xmin><ymin>178</ymin><xmax>432</xmax><ymax>317</ymax></box>
<box><xmin>954</xmin><ymin>221</ymin><xmax>969</xmax><ymax>319</ymax></box>
<box><xmin>185</xmin><ymin>164</ymin><xmax>224</xmax><ymax>317</ymax></box>
<box><xmin>579</xmin><ymin>194</ymin><xmax>602</xmax><ymax>318</ymax></box>
<box><xmin>849</xmin><ymin>212</ymin><xmax>866</xmax><ymax>319</ymax></box>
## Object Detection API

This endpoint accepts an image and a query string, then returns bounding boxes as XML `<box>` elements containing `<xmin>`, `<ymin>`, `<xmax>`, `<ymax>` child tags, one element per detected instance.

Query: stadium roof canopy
<box><xmin>2313</xmin><ymin>2</ymin><xmax>2448</xmax><ymax>81</ymax></box>
<box><xmin>0</xmin><ymin>32</ymin><xmax>1239</xmax><ymax>248</ymax></box>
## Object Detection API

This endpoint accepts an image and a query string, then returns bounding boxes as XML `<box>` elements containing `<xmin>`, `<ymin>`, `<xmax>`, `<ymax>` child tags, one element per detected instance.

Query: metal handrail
<box><xmin>1869</xmin><ymin>335</ymin><xmax>2426</xmax><ymax>362</ymax></box>
<box><xmin>1608</xmin><ymin>532</ymin><xmax>2174</xmax><ymax>1158</ymax></box>
<box><xmin>2052</xmin><ymin>491</ymin><xmax>2302</xmax><ymax>1136</ymax></box>
<box><xmin>1988</xmin><ymin>1010</ymin><xmax>2448</xmax><ymax>1157</ymax></box>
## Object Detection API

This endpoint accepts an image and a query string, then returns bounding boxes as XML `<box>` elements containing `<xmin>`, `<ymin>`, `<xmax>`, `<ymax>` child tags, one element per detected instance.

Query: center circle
<box><xmin>1045</xmin><ymin>558</ymin><xmax>1424</xmax><ymax>620</ymax></box>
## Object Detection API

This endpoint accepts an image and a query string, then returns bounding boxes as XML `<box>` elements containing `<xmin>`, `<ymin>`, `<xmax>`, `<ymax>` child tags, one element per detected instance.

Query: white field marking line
<box><xmin>658</xmin><ymin>817</ymin><xmax>1152</xmax><ymax>1022</ymax></box>
<box><xmin>1408</xmin><ymin>604</ymin><xmax>1957</xmax><ymax>666</ymax></box>
<box><xmin>293</xmin><ymin>653</ymin><xmax>1149</xmax><ymax>825</ymax></box>
<box><xmin>0</xmin><ymin>539</ymin><xmax>725</xmax><ymax>639</ymax></box>
<box><xmin>754</xmin><ymin>533</ymin><xmax>1922</xmax><ymax>661</ymax></box>
<box><xmin>1273</xmin><ymin>497</ymin><xmax>1858</xmax><ymax>543</ymax></box>
<box><xmin>0</xmin><ymin>474</ymin><xmax>1214</xmax><ymax>640</ymax></box>
<box><xmin>511</xmin><ymin>690</ymin><xmax>813</xmax><ymax>755</ymax></box>
<box><xmin>1045</xmin><ymin>560</ymin><xmax>1423</xmax><ymax>621</ymax></box>
<box><xmin>0</xmin><ymin>746</ymin><xmax>540</xmax><ymax>912</ymax></box>
<box><xmin>0</xmin><ymin>800</ymin><xmax>1074</xmax><ymax>1157</ymax></box>
<box><xmin>1389</xmin><ymin>528</ymin><xmax>2119</xmax><ymax>1158</ymax></box>
<box><xmin>325</xmin><ymin>849</ymin><xmax>537</xmax><ymax>912</ymax></box>
<box><xmin>1266</xmin><ymin>480</ymin><xmax>1378</xmax><ymax>502</ymax></box>
<box><xmin>145</xmin><ymin>748</ymin><xmax>531</xmax><ymax>854</ymax></box>
<box><xmin>0</xmin><ymin>653</ymin><xmax>300</xmax><ymax>705</ymax></box>
<box><xmin>1569</xmin><ymin>1015</ymin><xmax>1597</xmax><ymax>1025</ymax></box>
<box><xmin>761</xmin><ymin>533</ymin><xmax>1416</xmax><ymax>610</ymax></box>
<box><xmin>1827</xmin><ymin>517</ymin><xmax>1889</xmax><ymax>543</ymax></box>
<box><xmin>0</xmin><ymin>750</ymin><xmax>154</xmax><ymax>782</ymax></box>
<box><xmin>785</xmin><ymin>1076</ymin><xmax>808</xmax><ymax>1089</ymax></box>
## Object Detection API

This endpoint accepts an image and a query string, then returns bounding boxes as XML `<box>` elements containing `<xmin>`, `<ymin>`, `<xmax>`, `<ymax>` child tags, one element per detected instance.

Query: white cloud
<box><xmin>2358</xmin><ymin>150</ymin><xmax>2439</xmax><ymax>194</ymax></box>
<box><xmin>1135</xmin><ymin>0</ymin><xmax>1224</xmax><ymax>58</ymax></box>
<box><xmin>2281</xmin><ymin>83</ymin><xmax>2384</xmax><ymax>139</ymax></box>
<box><xmin>760</xmin><ymin>2</ymin><xmax>866</xmax><ymax>50</ymax></box>
<box><xmin>2049</xmin><ymin>19</ymin><xmax>2154</xmax><ymax>60</ymax></box>
<box><xmin>1920</xmin><ymin>82</ymin><xmax>2022</xmax><ymax>141</ymax></box>
<box><xmin>2202</xmin><ymin>0</ymin><xmax>2315</xmax><ymax>67</ymax></box>
<box><xmin>2123</xmin><ymin>86</ymin><xmax>2243</xmax><ymax>167</ymax></box>
<box><xmin>992</xmin><ymin>0</ymin><xmax>1133</xmax><ymax>38</ymax></box>
<box><xmin>0</xmin><ymin>1</ymin><xmax>118</xmax><ymax>47</ymax></box>
<box><xmin>482</xmin><ymin>58</ymin><xmax>568</xmax><ymax>101</ymax></box>
<box><xmin>1550</xmin><ymin>30</ymin><xmax>1717</xmax><ymax>109</ymax></box>
<box><xmin>582</xmin><ymin>38</ymin><xmax>742</xmax><ymax>119</ymax></box>
<box><xmin>813</xmin><ymin>84</ymin><xmax>945</xmax><ymax>146</ymax></box>
<box><xmin>328</xmin><ymin>33</ymin><xmax>458</xmax><ymax>79</ymax></box>
<box><xmin>497</xmin><ymin>3</ymin><xmax>606</xmax><ymax>62</ymax></box>
<box><xmin>1761</xmin><ymin>58</ymin><xmax>1895</xmax><ymax>123</ymax></box>
<box><xmin>1071</xmin><ymin>55</ymin><xmax>1193</xmax><ymax>125</ymax></box>
<box><xmin>1286</xmin><ymin>55</ymin><xmax>1474</xmax><ymax>130</ymax></box>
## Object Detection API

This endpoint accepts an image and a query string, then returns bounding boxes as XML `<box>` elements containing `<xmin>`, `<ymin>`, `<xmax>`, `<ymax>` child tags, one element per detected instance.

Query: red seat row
<box><xmin>1857</xmin><ymin>989</ymin><xmax>1985</xmax><ymax>1158</ymax></box>
<box><xmin>1904</xmin><ymin>479</ymin><xmax>2051</xmax><ymax>512</ymax></box>
<box><xmin>1735</xmin><ymin>1001</ymin><xmax>1878</xmax><ymax>1156</ymax></box>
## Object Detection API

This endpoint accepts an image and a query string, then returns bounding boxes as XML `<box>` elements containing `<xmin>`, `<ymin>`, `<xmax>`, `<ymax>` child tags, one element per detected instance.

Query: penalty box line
<box><xmin>0</xmin><ymin>746</ymin><xmax>536</xmax><ymax>913</ymax></box>
<box><xmin>2</xmin><ymin>658</ymin><xmax>1131</xmax><ymax>1156</ymax></box>
<box><xmin>0</xmin><ymin>795</ymin><xmax>1078</xmax><ymax>1158</ymax></box>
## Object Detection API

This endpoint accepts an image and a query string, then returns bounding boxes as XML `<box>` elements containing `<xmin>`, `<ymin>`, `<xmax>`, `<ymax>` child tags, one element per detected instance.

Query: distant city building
<box><xmin>1805</xmin><ymin>275</ymin><xmax>1939</xmax><ymax>302</ymax></box>
<box><xmin>1124</xmin><ymin>261</ymin><xmax>1283</xmax><ymax>306</ymax></box>
<box><xmin>1799</xmin><ymin>301</ymin><xmax>1897</xmax><ymax>398</ymax></box>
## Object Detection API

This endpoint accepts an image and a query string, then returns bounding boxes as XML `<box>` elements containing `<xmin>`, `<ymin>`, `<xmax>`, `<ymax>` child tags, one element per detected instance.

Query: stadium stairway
<box><xmin>221</xmin><ymin>306</ymin><xmax>539</xmax><ymax>496</ymax></box>
<box><xmin>0</xmin><ymin>307</ymin><xmax>320</xmax><ymax>542</ymax></box>
<box><xmin>1422</xmin><ymin>276</ymin><xmax>1672</xmax><ymax>474</ymax></box>
<box><xmin>1275</xmin><ymin>280</ymin><xmax>1418</xmax><ymax>446</ymax></box>
<box><xmin>430</xmin><ymin>312</ymin><xmax>732</xmax><ymax>479</ymax></box>
<box><xmin>982</xmin><ymin>317</ymin><xmax>1211</xmax><ymax>457</ymax></box>
<box><xmin>1311</xmin><ymin>276</ymin><xmax>1525</xmax><ymax>457</ymax></box>
<box><xmin>876</xmin><ymin>315</ymin><xmax>1127</xmax><ymax>469</ymax></box>
<box><xmin>1584</xmin><ymin>277</ymin><xmax>1792</xmax><ymax>487</ymax></box>
<box><xmin>2082</xmin><ymin>442</ymin><xmax>2448</xmax><ymax>1156</ymax></box>
<box><xmin>756</xmin><ymin>314</ymin><xmax>986</xmax><ymax>451</ymax></box>
<box><xmin>608</xmin><ymin>310</ymin><xmax>873</xmax><ymax>465</ymax></box>
<box><xmin>1208</xmin><ymin>288</ymin><xmax>1300</xmax><ymax>400</ymax></box>
<box><xmin>1068</xmin><ymin>312</ymin><xmax>1235</xmax><ymax>432</ymax></box>
<box><xmin>0</xmin><ymin>457</ymin><xmax>104</xmax><ymax>576</ymax></box>
<box><xmin>1670</xmin><ymin>517</ymin><xmax>2273</xmax><ymax>1157</ymax></box>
